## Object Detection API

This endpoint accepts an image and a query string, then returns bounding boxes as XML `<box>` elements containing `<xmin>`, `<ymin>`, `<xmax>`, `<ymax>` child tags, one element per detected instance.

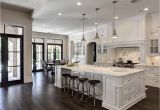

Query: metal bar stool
<box><xmin>86</xmin><ymin>79</ymin><xmax>101</xmax><ymax>106</ymax></box>
<box><xmin>69</xmin><ymin>75</ymin><xmax>79</xmax><ymax>96</ymax></box>
<box><xmin>75</xmin><ymin>71</ymin><xmax>88</xmax><ymax>101</ymax></box>
<box><xmin>62</xmin><ymin>73</ymin><xmax>71</xmax><ymax>93</ymax></box>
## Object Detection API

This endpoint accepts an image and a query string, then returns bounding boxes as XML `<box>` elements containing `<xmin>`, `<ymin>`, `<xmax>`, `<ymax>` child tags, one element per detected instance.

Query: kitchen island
<box><xmin>54</xmin><ymin>65</ymin><xmax>146</xmax><ymax>110</ymax></box>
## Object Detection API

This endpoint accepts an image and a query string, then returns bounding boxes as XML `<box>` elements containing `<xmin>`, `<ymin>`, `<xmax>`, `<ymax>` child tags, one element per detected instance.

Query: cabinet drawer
<box><xmin>122</xmin><ymin>75</ymin><xmax>136</xmax><ymax>85</ymax></box>
<box><xmin>122</xmin><ymin>89</ymin><xmax>136</xmax><ymax>105</ymax></box>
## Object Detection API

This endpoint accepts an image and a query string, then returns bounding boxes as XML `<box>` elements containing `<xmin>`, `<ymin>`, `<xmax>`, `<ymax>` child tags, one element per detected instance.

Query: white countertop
<box><xmin>61</xmin><ymin>64</ymin><xmax>144</xmax><ymax>77</ymax></box>
<box><xmin>136</xmin><ymin>64</ymin><xmax>160</xmax><ymax>67</ymax></box>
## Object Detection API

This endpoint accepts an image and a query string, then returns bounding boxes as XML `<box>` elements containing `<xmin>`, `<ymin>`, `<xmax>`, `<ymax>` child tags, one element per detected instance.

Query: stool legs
<box><xmin>75</xmin><ymin>82</ymin><xmax>80</xmax><ymax>99</ymax></box>
<box><xmin>71</xmin><ymin>79</ymin><xmax>76</xmax><ymax>96</ymax></box>
<box><xmin>80</xmin><ymin>83</ymin><xmax>85</xmax><ymax>101</ymax></box>
<box><xmin>63</xmin><ymin>77</ymin><xmax>68</xmax><ymax>93</ymax></box>
<box><xmin>86</xmin><ymin>85</ymin><xmax>97</xmax><ymax>106</ymax></box>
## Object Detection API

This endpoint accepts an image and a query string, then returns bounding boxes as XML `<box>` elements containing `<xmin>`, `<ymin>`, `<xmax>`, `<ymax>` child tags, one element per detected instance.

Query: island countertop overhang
<box><xmin>60</xmin><ymin>64</ymin><xmax>145</xmax><ymax>77</ymax></box>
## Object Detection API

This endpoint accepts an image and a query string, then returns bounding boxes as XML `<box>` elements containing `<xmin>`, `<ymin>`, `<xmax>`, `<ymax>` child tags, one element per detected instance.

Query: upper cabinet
<box><xmin>147</xmin><ymin>12</ymin><xmax>160</xmax><ymax>56</ymax></box>
<box><xmin>106</xmin><ymin>15</ymin><xmax>146</xmax><ymax>44</ymax></box>
<box><xmin>150</xmin><ymin>39</ymin><xmax>159</xmax><ymax>54</ymax></box>
<box><xmin>149</xmin><ymin>36</ymin><xmax>160</xmax><ymax>55</ymax></box>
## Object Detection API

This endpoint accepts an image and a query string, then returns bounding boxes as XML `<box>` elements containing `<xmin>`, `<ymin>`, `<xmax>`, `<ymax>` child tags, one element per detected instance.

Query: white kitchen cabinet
<box><xmin>106</xmin><ymin>15</ymin><xmax>145</xmax><ymax>44</ymax></box>
<box><xmin>150</xmin><ymin>38</ymin><xmax>160</xmax><ymax>55</ymax></box>
<box><xmin>144</xmin><ymin>66</ymin><xmax>160</xmax><ymax>88</ymax></box>
<box><xmin>135</xmin><ymin>65</ymin><xmax>160</xmax><ymax>88</ymax></box>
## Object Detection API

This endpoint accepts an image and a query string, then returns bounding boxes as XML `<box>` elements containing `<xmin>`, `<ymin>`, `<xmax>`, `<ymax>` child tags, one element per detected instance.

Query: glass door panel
<box><xmin>47</xmin><ymin>45</ymin><xmax>55</xmax><ymax>61</ymax></box>
<box><xmin>36</xmin><ymin>45</ymin><xmax>43</xmax><ymax>70</ymax></box>
<box><xmin>55</xmin><ymin>45</ymin><xmax>62</xmax><ymax>60</ymax></box>
<box><xmin>32</xmin><ymin>43</ymin><xmax>44</xmax><ymax>71</ymax></box>
<box><xmin>8</xmin><ymin>37</ymin><xmax>21</xmax><ymax>81</ymax></box>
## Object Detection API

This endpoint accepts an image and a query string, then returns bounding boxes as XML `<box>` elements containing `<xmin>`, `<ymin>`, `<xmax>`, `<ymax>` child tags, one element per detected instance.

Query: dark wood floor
<box><xmin>0</xmin><ymin>72</ymin><xmax>159</xmax><ymax>110</ymax></box>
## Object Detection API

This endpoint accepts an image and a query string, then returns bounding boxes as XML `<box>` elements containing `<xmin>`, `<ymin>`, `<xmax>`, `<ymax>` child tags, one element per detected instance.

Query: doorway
<box><xmin>87</xmin><ymin>42</ymin><xmax>97</xmax><ymax>65</ymax></box>
<box><xmin>0</xmin><ymin>34</ymin><xmax>23</xmax><ymax>86</ymax></box>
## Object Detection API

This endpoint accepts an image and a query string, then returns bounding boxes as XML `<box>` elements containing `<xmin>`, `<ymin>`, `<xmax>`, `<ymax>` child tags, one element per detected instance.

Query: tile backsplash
<box><xmin>150</xmin><ymin>56</ymin><xmax>160</xmax><ymax>65</ymax></box>
<box><xmin>114</xmin><ymin>47</ymin><xmax>140</xmax><ymax>63</ymax></box>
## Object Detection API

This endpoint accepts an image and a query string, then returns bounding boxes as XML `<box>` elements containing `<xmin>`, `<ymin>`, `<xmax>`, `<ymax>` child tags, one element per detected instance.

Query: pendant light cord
<box><xmin>113</xmin><ymin>1</ymin><xmax>116</xmax><ymax>30</ymax></box>
<box><xmin>112</xmin><ymin>1</ymin><xmax>118</xmax><ymax>32</ymax></box>
<box><xmin>82</xmin><ymin>14</ymin><xmax>85</xmax><ymax>37</ymax></box>
<box><xmin>96</xmin><ymin>8</ymin><xmax>99</xmax><ymax>33</ymax></box>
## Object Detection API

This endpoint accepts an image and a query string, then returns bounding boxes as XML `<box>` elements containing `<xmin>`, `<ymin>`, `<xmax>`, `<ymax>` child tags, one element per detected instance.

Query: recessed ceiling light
<box><xmin>114</xmin><ymin>16</ymin><xmax>119</xmax><ymax>19</ymax></box>
<box><xmin>144</xmin><ymin>8</ymin><xmax>149</xmax><ymax>11</ymax></box>
<box><xmin>94</xmin><ymin>22</ymin><xmax>98</xmax><ymax>25</ymax></box>
<box><xmin>58</xmin><ymin>13</ymin><xmax>62</xmax><ymax>15</ymax></box>
<box><xmin>77</xmin><ymin>1</ymin><xmax>82</xmax><ymax>6</ymax></box>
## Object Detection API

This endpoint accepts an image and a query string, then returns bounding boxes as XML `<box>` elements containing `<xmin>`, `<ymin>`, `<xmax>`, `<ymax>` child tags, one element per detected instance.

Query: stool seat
<box><xmin>62</xmin><ymin>73</ymin><xmax>71</xmax><ymax>77</ymax></box>
<box><xmin>88</xmin><ymin>80</ymin><xmax>100</xmax><ymax>85</ymax></box>
<box><xmin>69</xmin><ymin>75</ymin><xmax>78</xmax><ymax>80</ymax></box>
<box><xmin>78</xmin><ymin>78</ymin><xmax>88</xmax><ymax>82</ymax></box>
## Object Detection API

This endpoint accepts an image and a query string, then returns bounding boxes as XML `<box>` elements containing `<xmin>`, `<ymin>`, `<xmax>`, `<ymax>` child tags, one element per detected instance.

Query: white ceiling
<box><xmin>2</xmin><ymin>0</ymin><xmax>159</xmax><ymax>35</ymax></box>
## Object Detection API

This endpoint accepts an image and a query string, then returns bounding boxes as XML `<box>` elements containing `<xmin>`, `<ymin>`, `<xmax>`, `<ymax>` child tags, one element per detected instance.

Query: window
<box><xmin>0</xmin><ymin>24</ymin><xmax>23</xmax><ymax>35</ymax></box>
<box><xmin>47</xmin><ymin>39</ymin><xmax>63</xmax><ymax>44</ymax></box>
<box><xmin>0</xmin><ymin>24</ymin><xmax>4</xmax><ymax>33</ymax></box>
<box><xmin>32</xmin><ymin>37</ymin><xmax>44</xmax><ymax>43</ymax></box>
<box><xmin>47</xmin><ymin>38</ymin><xmax>63</xmax><ymax>61</ymax></box>
<box><xmin>97</xmin><ymin>44</ymin><xmax>101</xmax><ymax>54</ymax></box>
<box><xmin>103</xmin><ymin>44</ymin><xmax>107</xmax><ymax>54</ymax></box>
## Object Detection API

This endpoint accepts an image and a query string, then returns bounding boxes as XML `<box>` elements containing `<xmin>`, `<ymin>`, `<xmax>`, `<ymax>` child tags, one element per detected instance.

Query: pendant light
<box><xmin>81</xmin><ymin>14</ymin><xmax>86</xmax><ymax>42</ymax></box>
<box><xmin>112</xmin><ymin>1</ymin><xmax>119</xmax><ymax>39</ymax></box>
<box><xmin>94</xmin><ymin>8</ymin><xmax>100</xmax><ymax>40</ymax></box>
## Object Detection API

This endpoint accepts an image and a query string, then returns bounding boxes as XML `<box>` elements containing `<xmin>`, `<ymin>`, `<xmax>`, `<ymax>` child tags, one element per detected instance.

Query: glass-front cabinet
<box><xmin>150</xmin><ymin>37</ymin><xmax>160</xmax><ymax>55</ymax></box>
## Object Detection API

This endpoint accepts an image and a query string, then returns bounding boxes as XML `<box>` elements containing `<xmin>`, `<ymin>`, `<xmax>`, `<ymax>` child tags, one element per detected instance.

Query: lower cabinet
<box><xmin>136</xmin><ymin>65</ymin><xmax>160</xmax><ymax>88</ymax></box>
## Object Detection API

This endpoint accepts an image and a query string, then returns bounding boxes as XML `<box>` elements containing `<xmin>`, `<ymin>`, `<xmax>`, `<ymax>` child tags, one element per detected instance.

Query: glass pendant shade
<box><xmin>81</xmin><ymin>35</ymin><xmax>86</xmax><ymax>41</ymax></box>
<box><xmin>112</xmin><ymin>29</ymin><xmax>119</xmax><ymax>39</ymax></box>
<box><xmin>94</xmin><ymin>8</ymin><xmax>100</xmax><ymax>40</ymax></box>
<box><xmin>95</xmin><ymin>32</ymin><xmax>100</xmax><ymax>40</ymax></box>
<box><xmin>112</xmin><ymin>1</ymin><xmax>119</xmax><ymax>39</ymax></box>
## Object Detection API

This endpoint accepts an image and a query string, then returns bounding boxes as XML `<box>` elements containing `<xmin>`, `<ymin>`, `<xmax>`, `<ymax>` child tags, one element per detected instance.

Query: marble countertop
<box><xmin>136</xmin><ymin>64</ymin><xmax>160</xmax><ymax>67</ymax></box>
<box><xmin>61</xmin><ymin>64</ymin><xmax>144</xmax><ymax>77</ymax></box>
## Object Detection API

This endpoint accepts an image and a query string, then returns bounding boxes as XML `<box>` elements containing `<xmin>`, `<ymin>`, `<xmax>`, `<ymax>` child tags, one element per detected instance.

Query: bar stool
<box><xmin>86</xmin><ymin>79</ymin><xmax>101</xmax><ymax>106</ymax></box>
<box><xmin>75</xmin><ymin>77</ymin><xmax>88</xmax><ymax>101</ymax></box>
<box><xmin>62</xmin><ymin>73</ymin><xmax>71</xmax><ymax>93</ymax></box>
<box><xmin>69</xmin><ymin>75</ymin><xmax>79</xmax><ymax>96</ymax></box>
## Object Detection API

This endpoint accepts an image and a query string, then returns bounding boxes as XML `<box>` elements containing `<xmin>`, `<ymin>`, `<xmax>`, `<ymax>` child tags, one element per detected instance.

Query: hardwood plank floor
<box><xmin>0</xmin><ymin>72</ymin><xmax>159</xmax><ymax>110</ymax></box>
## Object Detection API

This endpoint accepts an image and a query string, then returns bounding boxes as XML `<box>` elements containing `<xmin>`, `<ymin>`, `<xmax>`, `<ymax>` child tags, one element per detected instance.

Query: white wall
<box><xmin>1</xmin><ymin>7</ymin><xmax>33</xmax><ymax>83</ymax></box>
<box><xmin>32</xmin><ymin>32</ymin><xmax>69</xmax><ymax>61</ymax></box>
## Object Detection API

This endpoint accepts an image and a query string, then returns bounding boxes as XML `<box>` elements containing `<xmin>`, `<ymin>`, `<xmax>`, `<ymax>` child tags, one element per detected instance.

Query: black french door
<box><xmin>0</xmin><ymin>34</ymin><xmax>23</xmax><ymax>86</ymax></box>
<box><xmin>32</xmin><ymin>43</ymin><xmax>44</xmax><ymax>72</ymax></box>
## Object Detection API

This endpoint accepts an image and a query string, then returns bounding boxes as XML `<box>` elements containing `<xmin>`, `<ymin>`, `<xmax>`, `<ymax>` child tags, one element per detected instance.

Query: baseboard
<box><xmin>24</xmin><ymin>76</ymin><xmax>33</xmax><ymax>83</ymax></box>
